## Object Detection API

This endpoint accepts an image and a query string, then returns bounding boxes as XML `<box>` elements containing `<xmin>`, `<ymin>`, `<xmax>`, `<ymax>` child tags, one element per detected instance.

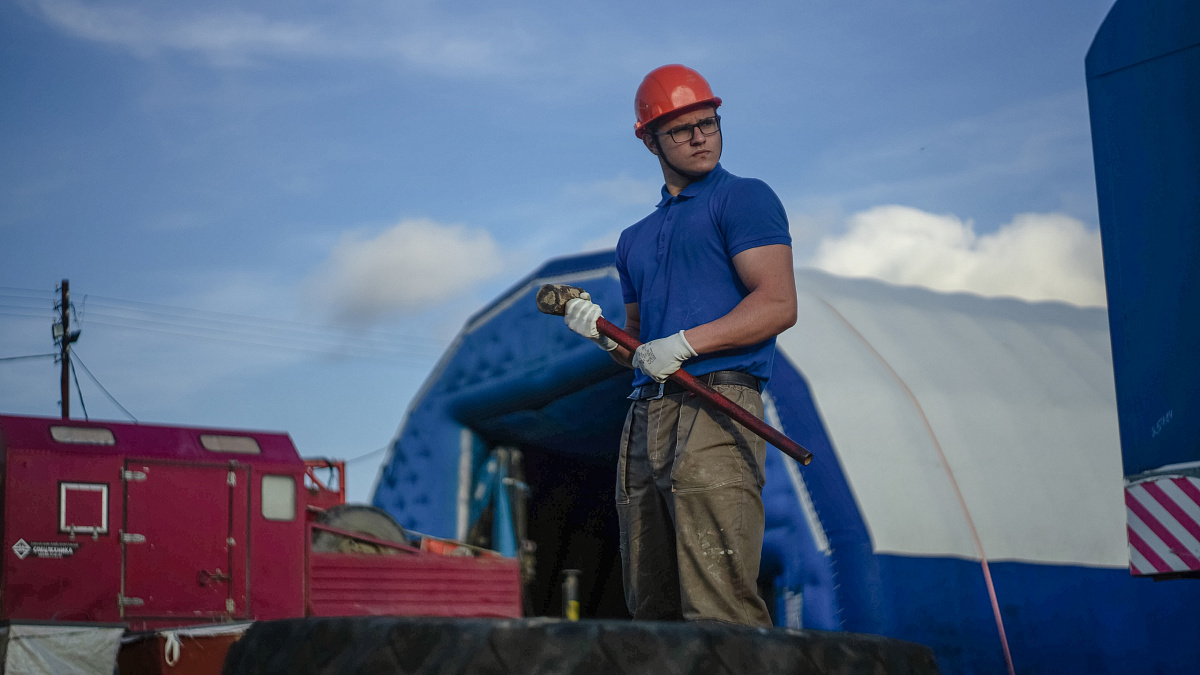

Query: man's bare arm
<box><xmin>681</xmin><ymin>244</ymin><xmax>797</xmax><ymax>354</ymax></box>
<box><xmin>608</xmin><ymin>302</ymin><xmax>640</xmax><ymax>368</ymax></box>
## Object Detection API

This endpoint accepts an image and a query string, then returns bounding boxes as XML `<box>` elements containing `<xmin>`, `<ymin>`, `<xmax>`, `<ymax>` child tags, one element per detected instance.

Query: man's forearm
<box><xmin>609</xmin><ymin>319</ymin><xmax>638</xmax><ymax>368</ymax></box>
<box><xmin>610</xmin><ymin>346</ymin><xmax>635</xmax><ymax>369</ymax></box>
<box><xmin>682</xmin><ymin>288</ymin><xmax>797</xmax><ymax>354</ymax></box>
<box><xmin>683</xmin><ymin>244</ymin><xmax>797</xmax><ymax>355</ymax></box>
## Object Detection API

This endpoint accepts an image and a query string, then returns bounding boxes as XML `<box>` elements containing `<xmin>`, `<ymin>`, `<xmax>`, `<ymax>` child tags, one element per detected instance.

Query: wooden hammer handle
<box><xmin>596</xmin><ymin>317</ymin><xmax>813</xmax><ymax>466</ymax></box>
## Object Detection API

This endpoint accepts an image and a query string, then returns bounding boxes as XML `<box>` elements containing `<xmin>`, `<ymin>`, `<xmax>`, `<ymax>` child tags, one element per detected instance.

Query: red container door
<box><xmin>121</xmin><ymin>461</ymin><xmax>249</xmax><ymax>621</ymax></box>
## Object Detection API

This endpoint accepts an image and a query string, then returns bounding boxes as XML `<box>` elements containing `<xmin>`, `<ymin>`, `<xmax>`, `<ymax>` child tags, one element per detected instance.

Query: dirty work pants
<box><xmin>616</xmin><ymin>383</ymin><xmax>772</xmax><ymax>627</ymax></box>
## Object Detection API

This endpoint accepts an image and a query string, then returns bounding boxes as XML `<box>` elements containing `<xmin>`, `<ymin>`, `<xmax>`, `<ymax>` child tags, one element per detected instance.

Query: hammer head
<box><xmin>535</xmin><ymin>284</ymin><xmax>586</xmax><ymax>316</ymax></box>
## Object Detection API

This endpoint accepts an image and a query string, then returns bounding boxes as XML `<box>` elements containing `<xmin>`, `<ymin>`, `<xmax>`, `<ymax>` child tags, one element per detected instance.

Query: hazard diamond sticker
<box><xmin>12</xmin><ymin>539</ymin><xmax>30</xmax><ymax>560</ymax></box>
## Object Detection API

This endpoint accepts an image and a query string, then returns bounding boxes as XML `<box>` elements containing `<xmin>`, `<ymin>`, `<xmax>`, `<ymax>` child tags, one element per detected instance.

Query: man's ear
<box><xmin>642</xmin><ymin>134</ymin><xmax>660</xmax><ymax>156</ymax></box>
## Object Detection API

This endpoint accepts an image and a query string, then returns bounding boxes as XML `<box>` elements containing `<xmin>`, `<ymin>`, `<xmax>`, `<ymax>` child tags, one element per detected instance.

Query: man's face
<box><xmin>645</xmin><ymin>106</ymin><xmax>722</xmax><ymax>176</ymax></box>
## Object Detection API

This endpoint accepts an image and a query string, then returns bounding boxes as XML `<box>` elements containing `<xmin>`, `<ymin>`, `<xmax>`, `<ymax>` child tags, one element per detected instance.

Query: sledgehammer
<box><xmin>535</xmin><ymin>284</ymin><xmax>813</xmax><ymax>465</ymax></box>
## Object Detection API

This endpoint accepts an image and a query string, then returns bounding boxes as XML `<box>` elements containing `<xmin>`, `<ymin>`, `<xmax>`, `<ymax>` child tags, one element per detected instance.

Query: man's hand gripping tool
<box><xmin>535</xmin><ymin>283</ymin><xmax>812</xmax><ymax>465</ymax></box>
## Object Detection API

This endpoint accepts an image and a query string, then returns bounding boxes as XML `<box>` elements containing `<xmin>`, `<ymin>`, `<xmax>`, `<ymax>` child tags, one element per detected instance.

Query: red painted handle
<box><xmin>596</xmin><ymin>317</ymin><xmax>813</xmax><ymax>466</ymax></box>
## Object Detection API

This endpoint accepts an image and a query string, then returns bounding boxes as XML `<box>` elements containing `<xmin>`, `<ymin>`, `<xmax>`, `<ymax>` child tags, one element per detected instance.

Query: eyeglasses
<box><xmin>656</xmin><ymin>115</ymin><xmax>721</xmax><ymax>144</ymax></box>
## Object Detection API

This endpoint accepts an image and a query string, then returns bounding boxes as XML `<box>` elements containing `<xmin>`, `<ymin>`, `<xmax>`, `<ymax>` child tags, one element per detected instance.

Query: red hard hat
<box><xmin>634</xmin><ymin>64</ymin><xmax>722</xmax><ymax>139</ymax></box>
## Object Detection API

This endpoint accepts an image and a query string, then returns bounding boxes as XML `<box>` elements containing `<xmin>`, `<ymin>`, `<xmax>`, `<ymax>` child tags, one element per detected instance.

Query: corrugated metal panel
<box><xmin>306</xmin><ymin>553</ymin><xmax>521</xmax><ymax>619</ymax></box>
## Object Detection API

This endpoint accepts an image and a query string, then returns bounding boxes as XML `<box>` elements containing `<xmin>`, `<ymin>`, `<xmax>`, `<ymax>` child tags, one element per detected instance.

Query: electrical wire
<box><xmin>0</xmin><ymin>288</ymin><xmax>449</xmax><ymax>365</ymax></box>
<box><xmin>3</xmin><ymin>286</ymin><xmax>435</xmax><ymax>435</ymax></box>
<box><xmin>344</xmin><ymin>445</ymin><xmax>391</xmax><ymax>465</ymax></box>
<box><xmin>0</xmin><ymin>307</ymin><xmax>56</xmax><ymax>319</ymax></box>
<box><xmin>2</xmin><ymin>287</ymin><xmax>446</xmax><ymax>350</ymax></box>
<box><xmin>79</xmin><ymin>308</ymin><xmax>440</xmax><ymax>357</ymax></box>
<box><xmin>68</xmin><ymin>358</ymin><xmax>89</xmax><ymax>421</ymax></box>
<box><xmin>71</xmin><ymin>351</ymin><xmax>138</xmax><ymax>422</ymax></box>
<box><xmin>75</xmin><ymin>316</ymin><xmax>438</xmax><ymax>364</ymax></box>
<box><xmin>0</xmin><ymin>286</ymin><xmax>55</xmax><ymax>298</ymax></box>
<box><xmin>77</xmin><ymin>296</ymin><xmax>441</xmax><ymax>353</ymax></box>
<box><xmin>0</xmin><ymin>285</ymin><xmax>448</xmax><ymax>425</ymax></box>
<box><xmin>0</xmin><ymin>353</ymin><xmax>57</xmax><ymax>363</ymax></box>
<box><xmin>82</xmin><ymin>293</ymin><xmax>436</xmax><ymax>343</ymax></box>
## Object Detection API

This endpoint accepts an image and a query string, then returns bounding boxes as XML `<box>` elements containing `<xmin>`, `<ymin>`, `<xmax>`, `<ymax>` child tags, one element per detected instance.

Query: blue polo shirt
<box><xmin>615</xmin><ymin>164</ymin><xmax>791</xmax><ymax>388</ymax></box>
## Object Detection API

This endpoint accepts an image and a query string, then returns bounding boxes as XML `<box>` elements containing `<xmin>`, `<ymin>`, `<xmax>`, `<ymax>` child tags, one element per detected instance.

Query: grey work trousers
<box><xmin>616</xmin><ymin>383</ymin><xmax>772</xmax><ymax>627</ymax></box>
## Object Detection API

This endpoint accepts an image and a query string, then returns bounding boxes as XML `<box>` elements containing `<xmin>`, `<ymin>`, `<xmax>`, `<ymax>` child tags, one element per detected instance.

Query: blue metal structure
<box><xmin>1087</xmin><ymin>0</ymin><xmax>1200</xmax><ymax>478</ymax></box>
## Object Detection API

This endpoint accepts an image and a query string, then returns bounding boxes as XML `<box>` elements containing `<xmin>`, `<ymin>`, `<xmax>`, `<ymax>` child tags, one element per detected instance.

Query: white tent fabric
<box><xmin>1</xmin><ymin>624</ymin><xmax>124</xmax><ymax>675</ymax></box>
<box><xmin>777</xmin><ymin>269</ymin><xmax>1127</xmax><ymax>566</ymax></box>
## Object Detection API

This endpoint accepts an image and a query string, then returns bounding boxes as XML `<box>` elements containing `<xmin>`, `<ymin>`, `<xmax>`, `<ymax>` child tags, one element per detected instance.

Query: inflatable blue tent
<box><xmin>374</xmin><ymin>254</ymin><xmax>1200</xmax><ymax>673</ymax></box>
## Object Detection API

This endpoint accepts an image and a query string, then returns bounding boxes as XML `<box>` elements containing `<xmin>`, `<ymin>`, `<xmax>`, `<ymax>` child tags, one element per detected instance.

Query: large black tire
<box><xmin>311</xmin><ymin>504</ymin><xmax>408</xmax><ymax>554</ymax></box>
<box><xmin>222</xmin><ymin>617</ymin><xmax>941</xmax><ymax>675</ymax></box>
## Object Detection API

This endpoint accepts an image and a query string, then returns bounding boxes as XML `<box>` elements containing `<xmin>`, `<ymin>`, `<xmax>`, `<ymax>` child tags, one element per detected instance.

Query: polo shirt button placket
<box><xmin>658</xmin><ymin>205</ymin><xmax>674</xmax><ymax>261</ymax></box>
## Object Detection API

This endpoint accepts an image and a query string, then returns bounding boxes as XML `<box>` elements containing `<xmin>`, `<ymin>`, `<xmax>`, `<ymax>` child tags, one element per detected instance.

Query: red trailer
<box><xmin>0</xmin><ymin>414</ymin><xmax>520</xmax><ymax>633</ymax></box>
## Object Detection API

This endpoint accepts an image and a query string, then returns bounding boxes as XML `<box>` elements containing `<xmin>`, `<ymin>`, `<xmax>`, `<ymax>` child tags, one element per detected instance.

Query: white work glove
<box><xmin>632</xmin><ymin>330</ymin><xmax>697</xmax><ymax>383</ymax></box>
<box><xmin>563</xmin><ymin>292</ymin><xmax>617</xmax><ymax>351</ymax></box>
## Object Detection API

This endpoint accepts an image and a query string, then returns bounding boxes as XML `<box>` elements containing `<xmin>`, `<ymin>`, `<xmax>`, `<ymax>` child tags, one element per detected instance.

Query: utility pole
<box><xmin>54</xmin><ymin>279</ymin><xmax>80</xmax><ymax>419</ymax></box>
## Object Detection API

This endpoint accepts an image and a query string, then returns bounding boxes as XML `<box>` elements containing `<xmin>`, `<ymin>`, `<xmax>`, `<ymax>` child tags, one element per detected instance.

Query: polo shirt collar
<box><xmin>655</xmin><ymin>163</ymin><xmax>727</xmax><ymax>206</ymax></box>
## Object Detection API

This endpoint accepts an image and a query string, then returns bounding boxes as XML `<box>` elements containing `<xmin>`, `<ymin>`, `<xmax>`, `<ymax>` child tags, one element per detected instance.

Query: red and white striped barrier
<box><xmin>1126</xmin><ymin>476</ymin><xmax>1200</xmax><ymax>576</ymax></box>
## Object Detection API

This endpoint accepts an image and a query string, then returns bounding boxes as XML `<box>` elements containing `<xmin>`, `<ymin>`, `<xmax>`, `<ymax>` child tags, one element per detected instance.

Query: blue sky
<box><xmin>1</xmin><ymin>0</ymin><xmax>1116</xmax><ymax>501</ymax></box>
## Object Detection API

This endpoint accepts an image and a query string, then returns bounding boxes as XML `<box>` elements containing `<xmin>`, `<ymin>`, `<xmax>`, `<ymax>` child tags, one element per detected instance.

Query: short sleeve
<box><xmin>615</xmin><ymin>231</ymin><xmax>637</xmax><ymax>304</ymax></box>
<box><xmin>716</xmin><ymin>178</ymin><xmax>791</xmax><ymax>258</ymax></box>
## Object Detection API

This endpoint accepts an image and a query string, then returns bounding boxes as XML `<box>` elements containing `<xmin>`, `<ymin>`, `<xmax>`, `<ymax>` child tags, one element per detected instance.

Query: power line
<box><xmin>0</xmin><ymin>353</ymin><xmax>57</xmax><ymax>363</ymax></box>
<box><xmin>75</xmin><ymin>307</ymin><xmax>442</xmax><ymax>357</ymax></box>
<box><xmin>0</xmin><ymin>305</ymin><xmax>57</xmax><ymax>318</ymax></box>
<box><xmin>0</xmin><ymin>290</ymin><xmax>449</xmax><ymax>364</ymax></box>
<box><xmin>72</xmin><ymin>351</ymin><xmax>138</xmax><ymax>422</ymax></box>
<box><xmin>77</xmin><ymin>293</ymin><xmax>445</xmax><ymax>350</ymax></box>
<box><xmin>0</xmin><ymin>286</ymin><xmax>54</xmax><ymax>298</ymax></box>
<box><xmin>0</xmin><ymin>298</ymin><xmax>56</xmax><ymax>310</ymax></box>
<box><xmin>77</xmin><ymin>316</ymin><xmax>438</xmax><ymax>364</ymax></box>
<box><xmin>344</xmin><ymin>445</ymin><xmax>391</xmax><ymax>465</ymax></box>
<box><xmin>0</xmin><ymin>288</ymin><xmax>447</xmax><ymax>353</ymax></box>
<box><xmin>68</xmin><ymin>359</ymin><xmax>89</xmax><ymax>421</ymax></box>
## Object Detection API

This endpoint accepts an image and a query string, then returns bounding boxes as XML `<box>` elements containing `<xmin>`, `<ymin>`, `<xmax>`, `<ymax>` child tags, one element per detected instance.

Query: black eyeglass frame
<box><xmin>655</xmin><ymin>115</ymin><xmax>722</xmax><ymax>144</ymax></box>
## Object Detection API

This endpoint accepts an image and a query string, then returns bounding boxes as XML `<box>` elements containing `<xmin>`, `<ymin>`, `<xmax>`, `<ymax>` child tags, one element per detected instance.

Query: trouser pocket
<box><xmin>671</xmin><ymin>385</ymin><xmax>766</xmax><ymax>493</ymax></box>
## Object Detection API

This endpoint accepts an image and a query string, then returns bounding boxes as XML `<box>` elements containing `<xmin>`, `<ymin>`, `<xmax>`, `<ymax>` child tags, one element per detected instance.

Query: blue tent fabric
<box><xmin>761</xmin><ymin>356</ymin><xmax>851</xmax><ymax>632</ymax></box>
<box><xmin>373</xmin><ymin>250</ymin><xmax>1200</xmax><ymax>672</ymax></box>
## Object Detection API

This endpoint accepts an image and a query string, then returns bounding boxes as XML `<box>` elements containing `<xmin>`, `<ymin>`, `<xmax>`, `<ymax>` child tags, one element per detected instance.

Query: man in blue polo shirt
<box><xmin>565</xmin><ymin>64</ymin><xmax>797</xmax><ymax>626</ymax></box>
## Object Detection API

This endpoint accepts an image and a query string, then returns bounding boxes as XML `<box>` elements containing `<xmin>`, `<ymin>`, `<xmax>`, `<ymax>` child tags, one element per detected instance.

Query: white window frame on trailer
<box><xmin>59</xmin><ymin>482</ymin><xmax>109</xmax><ymax>535</ymax></box>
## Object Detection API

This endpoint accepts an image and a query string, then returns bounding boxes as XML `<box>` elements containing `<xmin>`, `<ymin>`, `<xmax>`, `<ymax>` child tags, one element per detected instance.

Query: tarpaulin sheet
<box><xmin>0</xmin><ymin>623</ymin><xmax>123</xmax><ymax>675</ymax></box>
<box><xmin>119</xmin><ymin>622</ymin><xmax>253</xmax><ymax>675</ymax></box>
<box><xmin>222</xmin><ymin>616</ymin><xmax>939</xmax><ymax>674</ymax></box>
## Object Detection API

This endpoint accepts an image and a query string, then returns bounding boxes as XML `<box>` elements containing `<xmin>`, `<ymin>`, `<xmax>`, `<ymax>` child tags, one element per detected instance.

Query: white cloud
<box><xmin>806</xmin><ymin>205</ymin><xmax>1106</xmax><ymax>307</ymax></box>
<box><xmin>26</xmin><ymin>0</ymin><xmax>320</xmax><ymax>66</ymax></box>
<box><xmin>23</xmin><ymin>0</ymin><xmax>533</xmax><ymax>74</ymax></box>
<box><xmin>309</xmin><ymin>218</ymin><xmax>506</xmax><ymax>324</ymax></box>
